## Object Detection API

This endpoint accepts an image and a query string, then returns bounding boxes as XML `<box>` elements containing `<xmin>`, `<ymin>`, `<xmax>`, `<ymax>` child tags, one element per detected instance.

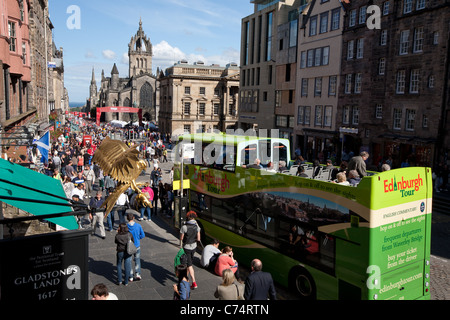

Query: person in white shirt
<box><xmin>91</xmin><ymin>283</ymin><xmax>118</xmax><ymax>300</ymax></box>
<box><xmin>152</xmin><ymin>157</ymin><xmax>159</xmax><ymax>170</ymax></box>
<box><xmin>335</xmin><ymin>172</ymin><xmax>350</xmax><ymax>186</ymax></box>
<box><xmin>83</xmin><ymin>165</ymin><xmax>96</xmax><ymax>197</ymax></box>
<box><xmin>201</xmin><ymin>239</ymin><xmax>221</xmax><ymax>271</ymax></box>
<box><xmin>71</xmin><ymin>183</ymin><xmax>85</xmax><ymax>200</ymax></box>
<box><xmin>266</xmin><ymin>162</ymin><xmax>277</xmax><ymax>173</ymax></box>
<box><xmin>115</xmin><ymin>192</ymin><xmax>128</xmax><ymax>224</ymax></box>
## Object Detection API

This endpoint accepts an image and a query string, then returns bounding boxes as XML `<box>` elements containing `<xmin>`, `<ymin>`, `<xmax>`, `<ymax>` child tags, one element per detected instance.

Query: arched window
<box><xmin>140</xmin><ymin>82</ymin><xmax>154</xmax><ymax>120</ymax></box>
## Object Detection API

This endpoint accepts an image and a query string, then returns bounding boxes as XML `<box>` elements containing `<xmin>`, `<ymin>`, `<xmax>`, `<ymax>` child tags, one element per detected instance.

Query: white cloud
<box><xmin>121</xmin><ymin>52</ymin><xmax>129</xmax><ymax>65</ymax></box>
<box><xmin>206</xmin><ymin>47</ymin><xmax>240</xmax><ymax>67</ymax></box>
<box><xmin>153</xmin><ymin>41</ymin><xmax>187</xmax><ymax>68</ymax></box>
<box><xmin>102</xmin><ymin>49</ymin><xmax>116</xmax><ymax>60</ymax></box>
<box><xmin>152</xmin><ymin>40</ymin><xmax>240</xmax><ymax>71</ymax></box>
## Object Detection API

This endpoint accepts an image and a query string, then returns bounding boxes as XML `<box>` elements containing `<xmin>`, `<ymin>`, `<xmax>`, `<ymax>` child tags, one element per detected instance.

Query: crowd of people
<box><xmin>24</xmin><ymin>122</ymin><xmax>175</xmax><ymax>222</ymax></box>
<box><xmin>171</xmin><ymin>211</ymin><xmax>277</xmax><ymax>301</ymax></box>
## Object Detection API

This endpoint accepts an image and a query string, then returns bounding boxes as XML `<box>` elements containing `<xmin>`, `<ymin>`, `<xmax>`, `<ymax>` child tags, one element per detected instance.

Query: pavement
<box><xmin>88</xmin><ymin>209</ymin><xmax>224</xmax><ymax>300</ymax></box>
<box><xmin>429</xmin><ymin>195</ymin><xmax>450</xmax><ymax>301</ymax></box>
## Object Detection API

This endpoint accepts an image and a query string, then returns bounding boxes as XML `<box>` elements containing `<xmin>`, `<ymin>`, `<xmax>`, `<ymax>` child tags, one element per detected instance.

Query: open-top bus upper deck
<box><xmin>174</xmin><ymin>133</ymin><xmax>432</xmax><ymax>300</ymax></box>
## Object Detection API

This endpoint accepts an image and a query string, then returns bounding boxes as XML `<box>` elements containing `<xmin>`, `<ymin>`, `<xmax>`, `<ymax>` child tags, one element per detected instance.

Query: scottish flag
<box><xmin>34</xmin><ymin>131</ymin><xmax>50</xmax><ymax>163</ymax></box>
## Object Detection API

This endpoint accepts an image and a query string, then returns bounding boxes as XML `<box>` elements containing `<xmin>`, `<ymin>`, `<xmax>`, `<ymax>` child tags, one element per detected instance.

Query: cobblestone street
<box><xmin>430</xmin><ymin>211</ymin><xmax>450</xmax><ymax>300</ymax></box>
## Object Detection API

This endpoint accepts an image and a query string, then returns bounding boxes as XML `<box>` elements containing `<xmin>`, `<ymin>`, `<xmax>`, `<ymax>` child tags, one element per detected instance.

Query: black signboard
<box><xmin>0</xmin><ymin>230</ymin><xmax>90</xmax><ymax>301</ymax></box>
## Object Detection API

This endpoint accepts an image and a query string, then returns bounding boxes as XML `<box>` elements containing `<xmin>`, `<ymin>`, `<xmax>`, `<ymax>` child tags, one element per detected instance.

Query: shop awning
<box><xmin>0</xmin><ymin>159</ymin><xmax>78</xmax><ymax>230</ymax></box>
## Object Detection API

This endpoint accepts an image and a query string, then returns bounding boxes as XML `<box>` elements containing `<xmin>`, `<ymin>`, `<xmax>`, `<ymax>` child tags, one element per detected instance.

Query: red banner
<box><xmin>96</xmin><ymin>106</ymin><xmax>142</xmax><ymax>126</ymax></box>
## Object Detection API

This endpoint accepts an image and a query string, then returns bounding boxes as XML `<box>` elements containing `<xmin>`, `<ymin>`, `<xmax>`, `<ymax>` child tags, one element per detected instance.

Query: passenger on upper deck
<box><xmin>266</xmin><ymin>162</ymin><xmax>277</xmax><ymax>173</ymax></box>
<box><xmin>245</xmin><ymin>159</ymin><xmax>263</xmax><ymax>170</ymax></box>
<box><xmin>278</xmin><ymin>161</ymin><xmax>288</xmax><ymax>172</ymax></box>
<box><xmin>348</xmin><ymin>151</ymin><xmax>369</xmax><ymax>178</ymax></box>
<box><xmin>348</xmin><ymin>170</ymin><xmax>361</xmax><ymax>186</ymax></box>
<box><xmin>325</xmin><ymin>159</ymin><xmax>335</xmax><ymax>171</ymax></box>
<box><xmin>294</xmin><ymin>155</ymin><xmax>305</xmax><ymax>165</ymax></box>
<box><xmin>335</xmin><ymin>172</ymin><xmax>350</xmax><ymax>186</ymax></box>
<box><xmin>296</xmin><ymin>166</ymin><xmax>308</xmax><ymax>178</ymax></box>
<box><xmin>312</xmin><ymin>160</ymin><xmax>321</xmax><ymax>178</ymax></box>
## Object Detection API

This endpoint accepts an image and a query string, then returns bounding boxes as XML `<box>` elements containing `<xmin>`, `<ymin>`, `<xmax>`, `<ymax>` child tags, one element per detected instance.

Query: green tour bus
<box><xmin>174</xmin><ymin>133</ymin><xmax>432</xmax><ymax>300</ymax></box>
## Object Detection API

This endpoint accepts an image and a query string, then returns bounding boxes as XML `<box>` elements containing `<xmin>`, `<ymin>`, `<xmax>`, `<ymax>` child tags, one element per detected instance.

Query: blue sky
<box><xmin>48</xmin><ymin>0</ymin><xmax>254</xmax><ymax>103</ymax></box>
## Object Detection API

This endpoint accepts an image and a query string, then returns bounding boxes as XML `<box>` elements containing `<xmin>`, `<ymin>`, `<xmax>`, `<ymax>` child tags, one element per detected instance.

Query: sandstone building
<box><xmin>158</xmin><ymin>60</ymin><xmax>240</xmax><ymax>135</ymax></box>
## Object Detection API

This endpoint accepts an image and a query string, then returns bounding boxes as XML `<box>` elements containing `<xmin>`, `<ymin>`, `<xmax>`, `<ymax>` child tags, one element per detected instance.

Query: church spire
<box><xmin>137</xmin><ymin>17</ymin><xmax>144</xmax><ymax>38</ymax></box>
<box><xmin>91</xmin><ymin>67</ymin><xmax>96</xmax><ymax>84</ymax></box>
<box><xmin>111</xmin><ymin>63</ymin><xmax>119</xmax><ymax>75</ymax></box>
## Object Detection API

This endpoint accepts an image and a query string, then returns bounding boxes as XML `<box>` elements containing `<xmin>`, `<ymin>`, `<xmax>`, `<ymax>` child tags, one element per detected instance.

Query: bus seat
<box><xmin>315</xmin><ymin>169</ymin><xmax>331</xmax><ymax>181</ymax></box>
<box><xmin>289</xmin><ymin>165</ymin><xmax>299</xmax><ymax>175</ymax></box>
<box><xmin>312</xmin><ymin>166</ymin><xmax>322</xmax><ymax>179</ymax></box>
<box><xmin>304</xmin><ymin>167</ymin><xmax>314</xmax><ymax>178</ymax></box>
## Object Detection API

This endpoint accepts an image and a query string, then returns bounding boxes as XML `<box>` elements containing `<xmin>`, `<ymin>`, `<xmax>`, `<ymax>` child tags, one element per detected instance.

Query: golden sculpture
<box><xmin>92</xmin><ymin>137</ymin><xmax>152</xmax><ymax>218</ymax></box>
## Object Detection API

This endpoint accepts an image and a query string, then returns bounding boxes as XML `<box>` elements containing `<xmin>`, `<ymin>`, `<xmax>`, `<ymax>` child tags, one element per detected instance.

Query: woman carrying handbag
<box><xmin>115</xmin><ymin>223</ymin><xmax>134</xmax><ymax>286</ymax></box>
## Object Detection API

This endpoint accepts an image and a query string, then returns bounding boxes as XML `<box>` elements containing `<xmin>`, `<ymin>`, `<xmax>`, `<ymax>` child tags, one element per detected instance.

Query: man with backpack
<box><xmin>179</xmin><ymin>211</ymin><xmax>201</xmax><ymax>289</ymax></box>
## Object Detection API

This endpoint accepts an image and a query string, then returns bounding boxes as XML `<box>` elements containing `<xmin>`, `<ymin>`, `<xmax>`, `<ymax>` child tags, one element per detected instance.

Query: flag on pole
<box><xmin>34</xmin><ymin>131</ymin><xmax>50</xmax><ymax>163</ymax></box>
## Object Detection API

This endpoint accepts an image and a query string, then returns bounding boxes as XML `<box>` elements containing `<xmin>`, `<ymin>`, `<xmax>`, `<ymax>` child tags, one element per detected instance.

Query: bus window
<box><xmin>273</xmin><ymin>142</ymin><xmax>288</xmax><ymax>164</ymax></box>
<box><xmin>201</xmin><ymin>143</ymin><xmax>236</xmax><ymax>171</ymax></box>
<box><xmin>210</xmin><ymin>197</ymin><xmax>242</xmax><ymax>231</ymax></box>
<box><xmin>277</xmin><ymin>220</ymin><xmax>335</xmax><ymax>275</ymax></box>
<box><xmin>219</xmin><ymin>145</ymin><xmax>236</xmax><ymax>172</ymax></box>
<box><xmin>240</xmin><ymin>143</ymin><xmax>257</xmax><ymax>166</ymax></box>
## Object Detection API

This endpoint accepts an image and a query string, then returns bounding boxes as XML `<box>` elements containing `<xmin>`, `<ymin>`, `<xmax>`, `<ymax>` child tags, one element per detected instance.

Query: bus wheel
<box><xmin>289</xmin><ymin>267</ymin><xmax>316</xmax><ymax>300</ymax></box>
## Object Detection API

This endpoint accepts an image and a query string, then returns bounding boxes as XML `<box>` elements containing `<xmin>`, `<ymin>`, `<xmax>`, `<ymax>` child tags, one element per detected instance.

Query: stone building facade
<box><xmin>28</xmin><ymin>0</ymin><xmax>54</xmax><ymax>123</ymax></box>
<box><xmin>337</xmin><ymin>0</ymin><xmax>450</xmax><ymax>168</ymax></box>
<box><xmin>239</xmin><ymin>0</ymin><xmax>307</xmax><ymax>132</ymax></box>
<box><xmin>158</xmin><ymin>60</ymin><xmax>240</xmax><ymax>135</ymax></box>
<box><xmin>294</xmin><ymin>0</ymin><xmax>345</xmax><ymax>162</ymax></box>
<box><xmin>273</xmin><ymin>2</ymin><xmax>304</xmax><ymax>146</ymax></box>
<box><xmin>49</xmin><ymin>43</ymin><xmax>68</xmax><ymax>124</ymax></box>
